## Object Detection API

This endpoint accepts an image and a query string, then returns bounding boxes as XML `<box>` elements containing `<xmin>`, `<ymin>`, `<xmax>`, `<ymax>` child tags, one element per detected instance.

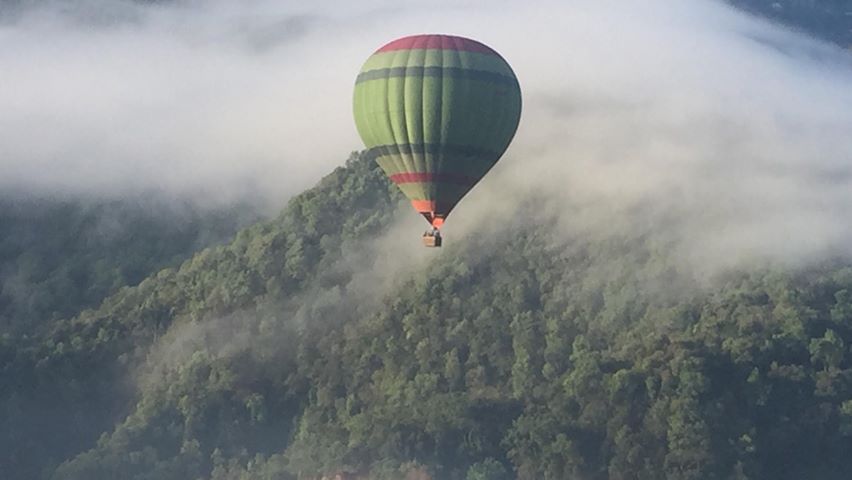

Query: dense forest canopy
<box><xmin>4</xmin><ymin>154</ymin><xmax>852</xmax><ymax>479</ymax></box>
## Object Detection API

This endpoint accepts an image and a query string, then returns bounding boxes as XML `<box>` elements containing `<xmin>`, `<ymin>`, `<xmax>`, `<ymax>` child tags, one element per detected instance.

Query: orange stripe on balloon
<box><xmin>411</xmin><ymin>199</ymin><xmax>438</xmax><ymax>213</ymax></box>
<box><xmin>411</xmin><ymin>200</ymin><xmax>450</xmax><ymax>228</ymax></box>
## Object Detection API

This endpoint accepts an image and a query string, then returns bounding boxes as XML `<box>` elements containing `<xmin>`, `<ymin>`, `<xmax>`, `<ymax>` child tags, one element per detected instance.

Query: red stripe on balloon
<box><xmin>390</xmin><ymin>172</ymin><xmax>478</xmax><ymax>185</ymax></box>
<box><xmin>376</xmin><ymin>35</ymin><xmax>498</xmax><ymax>55</ymax></box>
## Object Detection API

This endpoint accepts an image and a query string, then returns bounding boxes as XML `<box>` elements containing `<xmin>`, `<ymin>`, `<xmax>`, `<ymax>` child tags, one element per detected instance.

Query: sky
<box><xmin>2</xmin><ymin>0</ymin><xmax>852</xmax><ymax>271</ymax></box>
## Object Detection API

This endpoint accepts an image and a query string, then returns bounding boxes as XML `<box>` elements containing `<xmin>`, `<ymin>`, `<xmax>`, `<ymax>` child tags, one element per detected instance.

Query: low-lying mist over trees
<box><xmin>6</xmin><ymin>155</ymin><xmax>852</xmax><ymax>479</ymax></box>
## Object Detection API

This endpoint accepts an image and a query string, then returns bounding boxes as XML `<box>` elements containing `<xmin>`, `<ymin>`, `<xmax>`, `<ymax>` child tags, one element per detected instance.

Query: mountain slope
<box><xmin>1</xmin><ymin>153</ymin><xmax>403</xmax><ymax>480</ymax></box>
<box><xmin>285</xmin><ymin>232</ymin><xmax>852</xmax><ymax>480</ymax></box>
<box><xmin>5</xmin><ymin>152</ymin><xmax>852</xmax><ymax>480</ymax></box>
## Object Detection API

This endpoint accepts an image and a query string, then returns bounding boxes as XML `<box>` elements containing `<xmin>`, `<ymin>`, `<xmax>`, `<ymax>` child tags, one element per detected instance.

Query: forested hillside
<box><xmin>1</xmin><ymin>154</ymin><xmax>403</xmax><ymax>480</ymax></box>
<box><xmin>728</xmin><ymin>0</ymin><xmax>852</xmax><ymax>46</ymax></box>
<box><xmin>5</xmin><ymin>153</ymin><xmax>852</xmax><ymax>480</ymax></box>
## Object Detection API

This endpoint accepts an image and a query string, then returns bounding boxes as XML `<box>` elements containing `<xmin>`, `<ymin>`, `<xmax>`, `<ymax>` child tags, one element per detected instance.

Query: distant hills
<box><xmin>729</xmin><ymin>0</ymin><xmax>852</xmax><ymax>47</ymax></box>
<box><xmin>0</xmin><ymin>195</ymin><xmax>258</xmax><ymax>336</ymax></box>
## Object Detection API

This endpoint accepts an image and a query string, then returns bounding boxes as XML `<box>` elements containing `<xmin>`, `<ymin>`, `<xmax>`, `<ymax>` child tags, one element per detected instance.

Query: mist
<box><xmin>3</xmin><ymin>0</ymin><xmax>851</xmax><ymax>268</ymax></box>
<box><xmin>443</xmin><ymin>0</ymin><xmax>852</xmax><ymax>276</ymax></box>
<box><xmin>1</xmin><ymin>0</ymin><xmax>368</xmax><ymax>205</ymax></box>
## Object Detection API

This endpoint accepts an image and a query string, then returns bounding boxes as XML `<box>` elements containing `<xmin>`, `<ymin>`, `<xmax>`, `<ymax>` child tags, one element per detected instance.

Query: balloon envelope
<box><xmin>353</xmin><ymin>34</ymin><xmax>521</xmax><ymax>228</ymax></box>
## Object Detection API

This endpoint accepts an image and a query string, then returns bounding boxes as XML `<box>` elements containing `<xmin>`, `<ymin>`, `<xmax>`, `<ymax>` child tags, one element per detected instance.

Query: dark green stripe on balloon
<box><xmin>366</xmin><ymin>143</ymin><xmax>500</xmax><ymax>160</ymax></box>
<box><xmin>356</xmin><ymin>66</ymin><xmax>518</xmax><ymax>87</ymax></box>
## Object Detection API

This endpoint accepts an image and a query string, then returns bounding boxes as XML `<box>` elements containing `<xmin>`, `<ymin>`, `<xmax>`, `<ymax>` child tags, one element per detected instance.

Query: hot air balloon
<box><xmin>353</xmin><ymin>34</ymin><xmax>522</xmax><ymax>247</ymax></box>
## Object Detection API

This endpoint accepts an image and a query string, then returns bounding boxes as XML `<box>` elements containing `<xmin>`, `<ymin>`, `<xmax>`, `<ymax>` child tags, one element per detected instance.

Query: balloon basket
<box><xmin>422</xmin><ymin>232</ymin><xmax>442</xmax><ymax>248</ymax></box>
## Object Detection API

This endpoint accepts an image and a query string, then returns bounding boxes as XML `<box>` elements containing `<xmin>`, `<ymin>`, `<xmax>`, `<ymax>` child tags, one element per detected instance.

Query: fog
<box><xmin>1</xmin><ymin>0</ymin><xmax>368</xmax><ymax>205</ymax></box>
<box><xmin>444</xmin><ymin>1</ymin><xmax>852</xmax><ymax>275</ymax></box>
<box><xmin>3</xmin><ymin>0</ymin><xmax>851</xmax><ymax>265</ymax></box>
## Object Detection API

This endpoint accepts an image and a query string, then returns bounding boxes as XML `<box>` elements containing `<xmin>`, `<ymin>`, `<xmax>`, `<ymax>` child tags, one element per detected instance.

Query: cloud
<box><xmin>444</xmin><ymin>0</ymin><xmax>852</xmax><ymax>276</ymax></box>
<box><xmin>0</xmin><ymin>0</ymin><xmax>366</xmax><ymax>205</ymax></box>
<box><xmin>3</xmin><ymin>0</ymin><xmax>852</xmax><ymax>273</ymax></box>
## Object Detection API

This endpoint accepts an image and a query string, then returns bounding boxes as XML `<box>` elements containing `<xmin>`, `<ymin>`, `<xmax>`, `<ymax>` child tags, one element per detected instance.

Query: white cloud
<box><xmin>2</xmin><ymin>0</ymin><xmax>852</xmax><ymax>273</ymax></box>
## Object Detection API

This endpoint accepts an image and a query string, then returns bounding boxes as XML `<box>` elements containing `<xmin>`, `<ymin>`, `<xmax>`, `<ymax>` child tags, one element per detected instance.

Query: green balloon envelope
<box><xmin>353</xmin><ymin>34</ymin><xmax>522</xmax><ymax>228</ymax></box>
